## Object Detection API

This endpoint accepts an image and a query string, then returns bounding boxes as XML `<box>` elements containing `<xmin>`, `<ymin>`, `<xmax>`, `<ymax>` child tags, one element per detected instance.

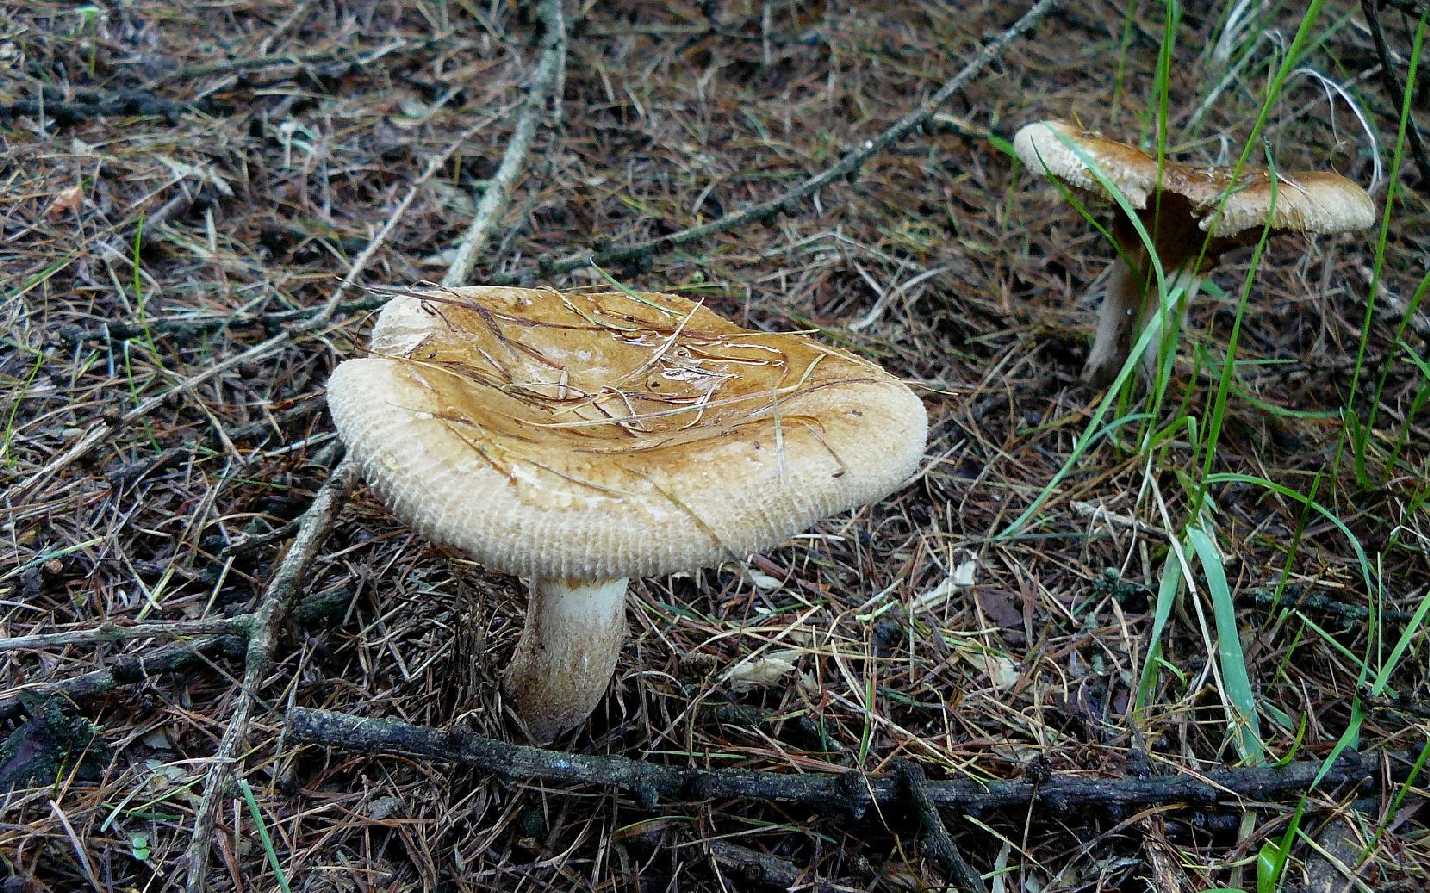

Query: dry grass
<box><xmin>2</xmin><ymin>0</ymin><xmax>1427</xmax><ymax>890</ymax></box>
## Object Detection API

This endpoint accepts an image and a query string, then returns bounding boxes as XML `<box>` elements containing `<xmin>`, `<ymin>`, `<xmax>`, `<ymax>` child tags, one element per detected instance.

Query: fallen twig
<box><xmin>0</xmin><ymin>584</ymin><xmax>358</xmax><ymax>724</ymax></box>
<box><xmin>0</xmin><ymin>88</ymin><xmax>226</xmax><ymax>125</ymax></box>
<box><xmin>899</xmin><ymin>761</ymin><xmax>988</xmax><ymax>893</ymax></box>
<box><xmin>181</xmin><ymin>459</ymin><xmax>359</xmax><ymax>890</ymax></box>
<box><xmin>0</xmin><ymin>618</ymin><xmax>252</xmax><ymax>653</ymax></box>
<box><xmin>442</xmin><ymin>0</ymin><xmax>567</xmax><ymax>286</ymax></box>
<box><xmin>0</xmin><ymin>636</ymin><xmax>246</xmax><ymax>723</ymax></box>
<box><xmin>61</xmin><ymin>295</ymin><xmax>387</xmax><ymax>343</ymax></box>
<box><xmin>581</xmin><ymin>17</ymin><xmax>824</xmax><ymax>48</ymax></box>
<box><xmin>285</xmin><ymin>707</ymin><xmax>1416</xmax><ymax>815</ymax></box>
<box><xmin>156</xmin><ymin>37</ymin><xmax>454</xmax><ymax>83</ymax></box>
<box><xmin>930</xmin><ymin>111</ymin><xmax>996</xmax><ymax>143</ymax></box>
<box><xmin>1380</xmin><ymin>0</ymin><xmax>1427</xmax><ymax>14</ymax></box>
<box><xmin>220</xmin><ymin>517</ymin><xmax>307</xmax><ymax>557</ymax></box>
<box><xmin>706</xmin><ymin>840</ymin><xmax>832</xmax><ymax>892</ymax></box>
<box><xmin>703</xmin><ymin>703</ymin><xmax>841</xmax><ymax>753</ymax></box>
<box><xmin>5</xmin><ymin>40</ymin><xmax>458</xmax><ymax>125</ymax></box>
<box><xmin>486</xmin><ymin>0</ymin><xmax>1061</xmax><ymax>285</ymax></box>
<box><xmin>1362</xmin><ymin>0</ymin><xmax>1429</xmax><ymax>179</ymax></box>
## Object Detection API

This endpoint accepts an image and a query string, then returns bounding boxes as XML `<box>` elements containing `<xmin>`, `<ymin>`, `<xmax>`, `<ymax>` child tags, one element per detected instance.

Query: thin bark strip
<box><xmin>0</xmin><ymin>637</ymin><xmax>247</xmax><ymax>723</ymax></box>
<box><xmin>181</xmin><ymin>460</ymin><xmax>359</xmax><ymax>890</ymax></box>
<box><xmin>0</xmin><ymin>617</ymin><xmax>252</xmax><ymax>653</ymax></box>
<box><xmin>442</xmin><ymin>0</ymin><xmax>567</xmax><ymax>287</ymax></box>
<box><xmin>494</xmin><ymin>0</ymin><xmax>1063</xmax><ymax>284</ymax></box>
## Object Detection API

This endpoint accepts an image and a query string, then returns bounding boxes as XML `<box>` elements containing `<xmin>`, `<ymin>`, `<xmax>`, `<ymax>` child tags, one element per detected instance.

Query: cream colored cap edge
<box><xmin>1013</xmin><ymin>120</ymin><xmax>1154</xmax><ymax>207</ymax></box>
<box><xmin>327</xmin><ymin>356</ymin><xmax>929</xmax><ymax>581</ymax></box>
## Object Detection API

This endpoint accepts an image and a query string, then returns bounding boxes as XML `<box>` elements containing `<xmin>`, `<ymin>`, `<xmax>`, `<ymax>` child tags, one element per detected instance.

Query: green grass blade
<box><xmin>1352</xmin><ymin>11</ymin><xmax>1426</xmax><ymax>480</ymax></box>
<box><xmin>1361</xmin><ymin>738</ymin><xmax>1430</xmax><ymax>864</ymax></box>
<box><xmin>1</xmin><ymin>352</ymin><xmax>45</xmax><ymax>467</ymax></box>
<box><xmin>1135</xmin><ymin>548</ymin><xmax>1186</xmax><ymax>720</ymax></box>
<box><xmin>1188</xmin><ymin>524</ymin><xmax>1264</xmax><ymax>764</ymax></box>
<box><xmin>1369</xmin><ymin>586</ymin><xmax>1430</xmax><ymax>697</ymax></box>
<box><xmin>1388</xmin><ymin>338</ymin><xmax>1430</xmax><ymax>472</ymax></box>
<box><xmin>1314</xmin><ymin>701</ymin><xmax>1364</xmax><ymax>788</ymax></box>
<box><xmin>1193</xmin><ymin>146</ymin><xmax>1280</xmax><ymax>515</ymax></box>
<box><xmin>238</xmin><ymin>778</ymin><xmax>293</xmax><ymax>893</ymax></box>
<box><xmin>1203</xmin><ymin>473</ymin><xmax>1373</xmax><ymax>596</ymax></box>
<box><xmin>1257</xmin><ymin>797</ymin><xmax>1305</xmax><ymax>893</ymax></box>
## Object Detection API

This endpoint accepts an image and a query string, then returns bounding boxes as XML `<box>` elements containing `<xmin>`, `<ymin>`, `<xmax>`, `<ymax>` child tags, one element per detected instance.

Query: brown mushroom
<box><xmin>1014</xmin><ymin>120</ymin><xmax>1376</xmax><ymax>386</ymax></box>
<box><xmin>327</xmin><ymin>285</ymin><xmax>928</xmax><ymax>741</ymax></box>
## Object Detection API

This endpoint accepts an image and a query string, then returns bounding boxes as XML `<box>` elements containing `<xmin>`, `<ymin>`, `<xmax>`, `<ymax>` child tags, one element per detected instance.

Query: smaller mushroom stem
<box><xmin>504</xmin><ymin>577</ymin><xmax>628</xmax><ymax>743</ymax></box>
<box><xmin>1136</xmin><ymin>265</ymin><xmax>1203</xmax><ymax>384</ymax></box>
<box><xmin>1084</xmin><ymin>224</ymin><xmax>1147</xmax><ymax>387</ymax></box>
<box><xmin>1085</xmin><ymin>206</ymin><xmax>1210</xmax><ymax>388</ymax></box>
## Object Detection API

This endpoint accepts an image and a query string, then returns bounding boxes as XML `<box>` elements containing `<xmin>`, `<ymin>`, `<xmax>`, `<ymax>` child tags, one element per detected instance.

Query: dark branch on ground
<box><xmin>0</xmin><ymin>636</ymin><xmax>246</xmax><ymax>724</ymax></box>
<box><xmin>482</xmin><ymin>0</ymin><xmax>1063</xmax><ymax>285</ymax></box>
<box><xmin>1362</xmin><ymin>0</ymin><xmax>1429</xmax><ymax>180</ymax></box>
<box><xmin>1379</xmin><ymin>0</ymin><xmax>1427</xmax><ymax>14</ymax></box>
<box><xmin>0</xmin><ymin>582</ymin><xmax>361</xmax><ymax>725</ymax></box>
<box><xmin>286</xmin><ymin>707</ymin><xmax>1418</xmax><ymax>816</ymax></box>
<box><xmin>706</xmin><ymin>840</ymin><xmax>835</xmax><ymax>892</ymax></box>
<box><xmin>59</xmin><ymin>294</ymin><xmax>388</xmax><ymax>344</ymax></box>
<box><xmin>3</xmin><ymin>38</ymin><xmax>458</xmax><ymax>127</ymax></box>
<box><xmin>155</xmin><ymin>36</ymin><xmax>457</xmax><ymax>83</ymax></box>
<box><xmin>899</xmin><ymin>761</ymin><xmax>989</xmax><ymax>893</ymax></box>
<box><xmin>0</xmin><ymin>88</ymin><xmax>227</xmax><ymax>125</ymax></box>
<box><xmin>180</xmin><ymin>459</ymin><xmax>358</xmax><ymax>889</ymax></box>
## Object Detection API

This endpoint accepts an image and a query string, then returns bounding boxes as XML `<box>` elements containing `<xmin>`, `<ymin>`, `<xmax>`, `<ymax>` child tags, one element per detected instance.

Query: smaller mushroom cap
<box><xmin>1013</xmin><ymin>120</ymin><xmax>1375</xmax><ymax>237</ymax></box>
<box><xmin>328</xmin><ymin>286</ymin><xmax>928</xmax><ymax>582</ymax></box>
<box><xmin>1015</xmin><ymin>119</ymin><xmax>1165</xmax><ymax>207</ymax></box>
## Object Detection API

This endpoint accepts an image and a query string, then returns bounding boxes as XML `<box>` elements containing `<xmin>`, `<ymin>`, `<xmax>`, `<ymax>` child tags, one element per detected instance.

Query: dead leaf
<box><xmin>975</xmin><ymin>588</ymin><xmax>1022</xmax><ymax>630</ymax></box>
<box><xmin>953</xmin><ymin>640</ymin><xmax>1018</xmax><ymax>690</ymax></box>
<box><xmin>46</xmin><ymin>184</ymin><xmax>83</xmax><ymax>218</ymax></box>
<box><xmin>747</xmin><ymin>570</ymin><xmax>782</xmax><ymax>591</ymax></box>
<box><xmin>727</xmin><ymin>649</ymin><xmax>801</xmax><ymax>691</ymax></box>
<box><xmin>908</xmin><ymin>555</ymin><xmax>979</xmax><ymax>614</ymax></box>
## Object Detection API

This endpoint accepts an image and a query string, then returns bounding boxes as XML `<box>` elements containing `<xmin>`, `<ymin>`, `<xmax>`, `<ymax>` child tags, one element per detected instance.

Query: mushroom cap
<box><xmin>328</xmin><ymin>286</ymin><xmax>928</xmax><ymax>581</ymax></box>
<box><xmin>1013</xmin><ymin>119</ymin><xmax>1375</xmax><ymax>237</ymax></box>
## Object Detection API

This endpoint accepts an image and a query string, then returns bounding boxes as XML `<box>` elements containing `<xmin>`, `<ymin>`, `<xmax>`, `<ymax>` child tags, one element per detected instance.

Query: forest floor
<box><xmin>2</xmin><ymin>0</ymin><xmax>1428</xmax><ymax>890</ymax></box>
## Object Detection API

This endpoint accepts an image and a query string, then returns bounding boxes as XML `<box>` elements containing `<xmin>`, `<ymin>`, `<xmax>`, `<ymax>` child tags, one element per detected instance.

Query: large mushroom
<box><xmin>327</xmin><ymin>285</ymin><xmax>927</xmax><ymax>742</ymax></box>
<box><xmin>1014</xmin><ymin>120</ymin><xmax>1375</xmax><ymax>386</ymax></box>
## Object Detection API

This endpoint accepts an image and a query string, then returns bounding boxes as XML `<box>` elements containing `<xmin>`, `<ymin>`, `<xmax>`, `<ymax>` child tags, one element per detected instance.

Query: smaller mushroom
<box><xmin>1014</xmin><ymin>120</ymin><xmax>1375</xmax><ymax>386</ymax></box>
<box><xmin>327</xmin><ymin>285</ymin><xmax>927</xmax><ymax>742</ymax></box>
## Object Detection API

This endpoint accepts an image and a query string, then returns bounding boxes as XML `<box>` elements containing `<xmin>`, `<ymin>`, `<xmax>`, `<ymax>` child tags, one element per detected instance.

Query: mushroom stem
<box><xmin>1084</xmin><ymin>202</ymin><xmax>1209</xmax><ymax>388</ymax></box>
<box><xmin>1137</xmin><ymin>264</ymin><xmax>1203</xmax><ymax>383</ymax></box>
<box><xmin>1084</xmin><ymin>216</ymin><xmax>1147</xmax><ymax>387</ymax></box>
<box><xmin>1085</xmin><ymin>251</ymin><xmax>1145</xmax><ymax>387</ymax></box>
<box><xmin>504</xmin><ymin>577</ymin><xmax>628</xmax><ymax>743</ymax></box>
